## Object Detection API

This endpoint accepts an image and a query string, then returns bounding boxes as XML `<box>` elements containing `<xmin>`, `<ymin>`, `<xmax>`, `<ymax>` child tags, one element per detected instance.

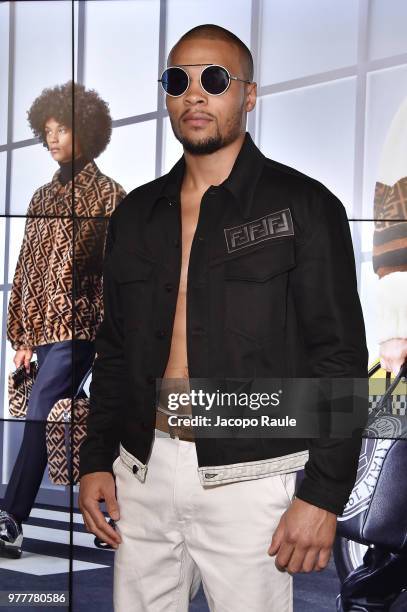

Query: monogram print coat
<box><xmin>7</xmin><ymin>160</ymin><xmax>126</xmax><ymax>351</ymax></box>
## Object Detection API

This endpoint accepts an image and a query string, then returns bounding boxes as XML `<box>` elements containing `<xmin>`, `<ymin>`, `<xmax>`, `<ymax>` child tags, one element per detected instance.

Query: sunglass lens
<box><xmin>161</xmin><ymin>67</ymin><xmax>188</xmax><ymax>96</ymax></box>
<box><xmin>201</xmin><ymin>65</ymin><xmax>230</xmax><ymax>94</ymax></box>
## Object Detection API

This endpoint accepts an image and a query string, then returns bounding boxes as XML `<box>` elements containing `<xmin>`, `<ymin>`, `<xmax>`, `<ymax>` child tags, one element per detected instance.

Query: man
<box><xmin>79</xmin><ymin>25</ymin><xmax>368</xmax><ymax>612</ymax></box>
<box><xmin>0</xmin><ymin>81</ymin><xmax>126</xmax><ymax>558</ymax></box>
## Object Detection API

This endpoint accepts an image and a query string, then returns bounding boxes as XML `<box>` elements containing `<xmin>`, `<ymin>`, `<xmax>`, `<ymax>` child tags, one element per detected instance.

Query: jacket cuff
<box><xmin>11</xmin><ymin>341</ymin><xmax>34</xmax><ymax>351</ymax></box>
<box><xmin>376</xmin><ymin>271</ymin><xmax>407</xmax><ymax>343</ymax></box>
<box><xmin>78</xmin><ymin>454</ymin><xmax>116</xmax><ymax>479</ymax></box>
<box><xmin>295</xmin><ymin>476</ymin><xmax>347</xmax><ymax>516</ymax></box>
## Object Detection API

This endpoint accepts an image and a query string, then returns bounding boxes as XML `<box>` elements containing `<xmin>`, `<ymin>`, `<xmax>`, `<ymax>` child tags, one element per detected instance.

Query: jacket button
<box><xmin>198</xmin><ymin>236</ymin><xmax>204</xmax><ymax>242</ymax></box>
<box><xmin>156</xmin><ymin>329</ymin><xmax>166</xmax><ymax>338</ymax></box>
<box><xmin>132</xmin><ymin>465</ymin><xmax>139</xmax><ymax>474</ymax></box>
<box><xmin>174</xmin><ymin>238</ymin><xmax>180</xmax><ymax>247</ymax></box>
<box><xmin>147</xmin><ymin>375</ymin><xmax>155</xmax><ymax>384</ymax></box>
<box><xmin>164</xmin><ymin>282</ymin><xmax>173</xmax><ymax>292</ymax></box>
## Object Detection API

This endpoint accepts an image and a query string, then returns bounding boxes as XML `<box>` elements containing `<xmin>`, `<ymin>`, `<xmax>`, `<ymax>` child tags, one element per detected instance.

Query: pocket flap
<box><xmin>224</xmin><ymin>240</ymin><xmax>296</xmax><ymax>281</ymax></box>
<box><xmin>111</xmin><ymin>246</ymin><xmax>154</xmax><ymax>283</ymax></box>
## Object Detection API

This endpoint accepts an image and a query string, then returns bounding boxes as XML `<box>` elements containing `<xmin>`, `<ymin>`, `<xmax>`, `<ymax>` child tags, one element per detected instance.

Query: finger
<box><xmin>275</xmin><ymin>541</ymin><xmax>295</xmax><ymax>572</ymax></box>
<box><xmin>381</xmin><ymin>358</ymin><xmax>390</xmax><ymax>372</ymax></box>
<box><xmin>24</xmin><ymin>355</ymin><xmax>31</xmax><ymax>373</ymax></box>
<box><xmin>84</xmin><ymin>513</ymin><xmax>118</xmax><ymax>549</ymax></box>
<box><xmin>83</xmin><ymin>500</ymin><xmax>121</xmax><ymax>544</ymax></box>
<box><xmin>300</xmin><ymin>547</ymin><xmax>320</xmax><ymax>573</ymax></box>
<box><xmin>105</xmin><ymin>493</ymin><xmax>120</xmax><ymax>521</ymax></box>
<box><xmin>82</xmin><ymin>508</ymin><xmax>121</xmax><ymax>548</ymax></box>
<box><xmin>92</xmin><ymin>508</ymin><xmax>121</xmax><ymax>544</ymax></box>
<box><xmin>285</xmin><ymin>545</ymin><xmax>307</xmax><ymax>575</ymax></box>
<box><xmin>391</xmin><ymin>360</ymin><xmax>403</xmax><ymax>376</ymax></box>
<box><xmin>315</xmin><ymin>546</ymin><xmax>331</xmax><ymax>571</ymax></box>
<box><xmin>268</xmin><ymin>522</ymin><xmax>284</xmax><ymax>556</ymax></box>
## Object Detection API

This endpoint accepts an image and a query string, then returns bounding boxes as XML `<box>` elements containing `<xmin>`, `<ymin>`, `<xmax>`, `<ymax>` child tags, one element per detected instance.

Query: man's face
<box><xmin>44</xmin><ymin>117</ymin><xmax>81</xmax><ymax>163</ymax></box>
<box><xmin>165</xmin><ymin>38</ymin><xmax>255</xmax><ymax>155</ymax></box>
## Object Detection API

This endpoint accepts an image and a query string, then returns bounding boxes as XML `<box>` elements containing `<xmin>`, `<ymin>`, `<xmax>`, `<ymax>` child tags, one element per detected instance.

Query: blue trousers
<box><xmin>3</xmin><ymin>340</ymin><xmax>95</xmax><ymax>524</ymax></box>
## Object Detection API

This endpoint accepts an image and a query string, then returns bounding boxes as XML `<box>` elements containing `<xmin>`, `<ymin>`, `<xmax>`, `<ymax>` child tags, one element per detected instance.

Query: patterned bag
<box><xmin>337</xmin><ymin>361</ymin><xmax>407</xmax><ymax>552</ymax></box>
<box><xmin>8</xmin><ymin>360</ymin><xmax>39</xmax><ymax>418</ymax></box>
<box><xmin>46</xmin><ymin>367</ymin><xmax>92</xmax><ymax>485</ymax></box>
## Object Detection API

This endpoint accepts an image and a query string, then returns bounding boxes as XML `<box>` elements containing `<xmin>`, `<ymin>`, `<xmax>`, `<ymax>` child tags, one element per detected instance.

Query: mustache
<box><xmin>181</xmin><ymin>110</ymin><xmax>215</xmax><ymax>120</ymax></box>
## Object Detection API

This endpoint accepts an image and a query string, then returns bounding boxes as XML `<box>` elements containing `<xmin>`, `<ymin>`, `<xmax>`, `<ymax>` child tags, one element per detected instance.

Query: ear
<box><xmin>245</xmin><ymin>81</ymin><xmax>257</xmax><ymax>113</ymax></box>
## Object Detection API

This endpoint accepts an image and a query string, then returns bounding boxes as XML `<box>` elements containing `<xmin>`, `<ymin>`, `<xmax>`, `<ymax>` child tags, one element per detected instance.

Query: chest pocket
<box><xmin>110</xmin><ymin>245</ymin><xmax>155</xmax><ymax>331</ymax></box>
<box><xmin>223</xmin><ymin>238</ymin><xmax>296</xmax><ymax>281</ymax></box>
<box><xmin>220</xmin><ymin>239</ymin><xmax>296</xmax><ymax>341</ymax></box>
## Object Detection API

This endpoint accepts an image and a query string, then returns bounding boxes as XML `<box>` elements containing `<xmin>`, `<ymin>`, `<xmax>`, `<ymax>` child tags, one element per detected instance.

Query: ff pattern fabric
<box><xmin>6</xmin><ymin>160</ymin><xmax>126</xmax><ymax>351</ymax></box>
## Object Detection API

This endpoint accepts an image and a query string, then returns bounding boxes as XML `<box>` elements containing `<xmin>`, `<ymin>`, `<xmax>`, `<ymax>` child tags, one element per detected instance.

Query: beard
<box><xmin>171</xmin><ymin>110</ymin><xmax>243</xmax><ymax>156</ymax></box>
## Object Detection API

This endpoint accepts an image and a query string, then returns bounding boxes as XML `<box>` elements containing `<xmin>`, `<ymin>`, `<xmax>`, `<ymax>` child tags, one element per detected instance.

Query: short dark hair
<box><xmin>27</xmin><ymin>80</ymin><xmax>112</xmax><ymax>159</ymax></box>
<box><xmin>170</xmin><ymin>24</ymin><xmax>254</xmax><ymax>82</ymax></box>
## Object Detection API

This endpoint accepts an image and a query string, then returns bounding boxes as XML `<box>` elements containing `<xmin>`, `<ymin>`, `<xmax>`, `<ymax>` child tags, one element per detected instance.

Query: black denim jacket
<box><xmin>79</xmin><ymin>132</ymin><xmax>368</xmax><ymax>516</ymax></box>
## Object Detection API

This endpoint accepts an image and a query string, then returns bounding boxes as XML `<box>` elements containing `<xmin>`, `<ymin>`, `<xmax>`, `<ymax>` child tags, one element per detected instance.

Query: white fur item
<box><xmin>376</xmin><ymin>271</ymin><xmax>407</xmax><ymax>343</ymax></box>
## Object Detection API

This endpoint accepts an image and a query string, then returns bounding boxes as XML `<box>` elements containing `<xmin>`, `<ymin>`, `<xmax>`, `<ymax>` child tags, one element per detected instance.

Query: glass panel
<box><xmin>166</xmin><ymin>0</ymin><xmax>251</xmax><ymax>58</ymax></box>
<box><xmin>84</xmin><ymin>0</ymin><xmax>160</xmax><ymax>120</ymax></box>
<box><xmin>97</xmin><ymin>120</ymin><xmax>157</xmax><ymax>194</ymax></box>
<box><xmin>0</xmin><ymin>218</ymin><xmax>5</xmax><ymax>286</ymax></box>
<box><xmin>259</xmin><ymin>0</ymin><xmax>358</xmax><ymax>85</ymax></box>
<box><xmin>363</xmin><ymin>65</ymin><xmax>407</xmax><ymax>231</ymax></box>
<box><xmin>10</xmin><ymin>143</ymin><xmax>57</xmax><ymax>216</ymax></box>
<box><xmin>13</xmin><ymin>1</ymin><xmax>72</xmax><ymax>142</ymax></box>
<box><xmin>360</xmin><ymin>256</ymin><xmax>380</xmax><ymax>364</ymax></box>
<box><xmin>163</xmin><ymin>116</ymin><xmax>183</xmax><ymax>175</ymax></box>
<box><xmin>0</xmin><ymin>151</ymin><xmax>6</xmax><ymax>215</ymax></box>
<box><xmin>258</xmin><ymin>78</ymin><xmax>357</xmax><ymax>216</ymax></box>
<box><xmin>368</xmin><ymin>0</ymin><xmax>407</xmax><ymax>61</ymax></box>
<box><xmin>0</xmin><ymin>2</ymin><xmax>9</xmax><ymax>145</ymax></box>
<box><xmin>7</xmin><ymin>217</ymin><xmax>25</xmax><ymax>287</ymax></box>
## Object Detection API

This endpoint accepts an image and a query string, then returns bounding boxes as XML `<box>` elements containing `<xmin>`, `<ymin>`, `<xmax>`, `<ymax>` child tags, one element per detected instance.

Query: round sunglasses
<box><xmin>158</xmin><ymin>64</ymin><xmax>252</xmax><ymax>97</ymax></box>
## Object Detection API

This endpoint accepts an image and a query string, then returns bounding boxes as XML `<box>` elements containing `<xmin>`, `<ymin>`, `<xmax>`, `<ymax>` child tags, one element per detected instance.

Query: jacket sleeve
<box><xmin>6</xmin><ymin>199</ymin><xmax>35</xmax><ymax>351</ymax></box>
<box><xmin>79</xmin><ymin>208</ymin><xmax>127</xmax><ymax>477</ymax></box>
<box><xmin>291</xmin><ymin>188</ymin><xmax>368</xmax><ymax>515</ymax></box>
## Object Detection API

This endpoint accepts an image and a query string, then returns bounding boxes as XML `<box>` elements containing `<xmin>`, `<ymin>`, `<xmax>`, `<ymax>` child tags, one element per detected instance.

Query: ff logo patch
<box><xmin>224</xmin><ymin>208</ymin><xmax>294</xmax><ymax>253</ymax></box>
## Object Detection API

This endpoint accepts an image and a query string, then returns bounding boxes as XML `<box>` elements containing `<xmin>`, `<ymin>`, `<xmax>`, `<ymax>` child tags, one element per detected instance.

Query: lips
<box><xmin>183</xmin><ymin>113</ymin><xmax>212</xmax><ymax>123</ymax></box>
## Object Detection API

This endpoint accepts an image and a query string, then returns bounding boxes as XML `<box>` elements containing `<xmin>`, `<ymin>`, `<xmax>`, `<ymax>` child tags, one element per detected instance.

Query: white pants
<box><xmin>113</xmin><ymin>431</ymin><xmax>296</xmax><ymax>612</ymax></box>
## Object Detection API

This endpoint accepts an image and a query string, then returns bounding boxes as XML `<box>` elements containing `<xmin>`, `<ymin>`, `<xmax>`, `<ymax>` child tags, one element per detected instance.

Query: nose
<box><xmin>183</xmin><ymin>70</ymin><xmax>207</xmax><ymax>105</ymax></box>
<box><xmin>48</xmin><ymin>130</ymin><xmax>58</xmax><ymax>143</ymax></box>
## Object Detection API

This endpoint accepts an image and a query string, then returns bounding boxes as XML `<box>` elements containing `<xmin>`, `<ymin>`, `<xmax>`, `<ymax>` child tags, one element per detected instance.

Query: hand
<box><xmin>379</xmin><ymin>338</ymin><xmax>407</xmax><ymax>376</ymax></box>
<box><xmin>268</xmin><ymin>497</ymin><xmax>337</xmax><ymax>574</ymax></box>
<box><xmin>78</xmin><ymin>472</ymin><xmax>122</xmax><ymax>549</ymax></box>
<box><xmin>14</xmin><ymin>348</ymin><xmax>33</xmax><ymax>374</ymax></box>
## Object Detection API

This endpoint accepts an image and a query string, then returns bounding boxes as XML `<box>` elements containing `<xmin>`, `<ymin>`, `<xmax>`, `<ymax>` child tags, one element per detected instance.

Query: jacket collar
<box><xmin>148</xmin><ymin>131</ymin><xmax>265</xmax><ymax>221</ymax></box>
<box><xmin>49</xmin><ymin>159</ymin><xmax>101</xmax><ymax>195</ymax></box>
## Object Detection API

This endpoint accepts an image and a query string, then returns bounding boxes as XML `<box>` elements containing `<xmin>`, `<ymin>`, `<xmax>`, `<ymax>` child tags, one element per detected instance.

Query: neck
<box><xmin>58</xmin><ymin>155</ymin><xmax>90</xmax><ymax>186</ymax></box>
<box><xmin>182</xmin><ymin>132</ymin><xmax>245</xmax><ymax>193</ymax></box>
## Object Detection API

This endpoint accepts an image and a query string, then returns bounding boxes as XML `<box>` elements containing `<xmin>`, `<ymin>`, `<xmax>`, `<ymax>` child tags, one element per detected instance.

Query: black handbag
<box><xmin>336</xmin><ymin>361</ymin><xmax>407</xmax><ymax>552</ymax></box>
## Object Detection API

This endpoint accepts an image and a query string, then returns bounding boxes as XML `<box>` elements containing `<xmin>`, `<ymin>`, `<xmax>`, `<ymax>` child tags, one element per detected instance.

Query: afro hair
<box><xmin>27</xmin><ymin>80</ymin><xmax>112</xmax><ymax>159</ymax></box>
